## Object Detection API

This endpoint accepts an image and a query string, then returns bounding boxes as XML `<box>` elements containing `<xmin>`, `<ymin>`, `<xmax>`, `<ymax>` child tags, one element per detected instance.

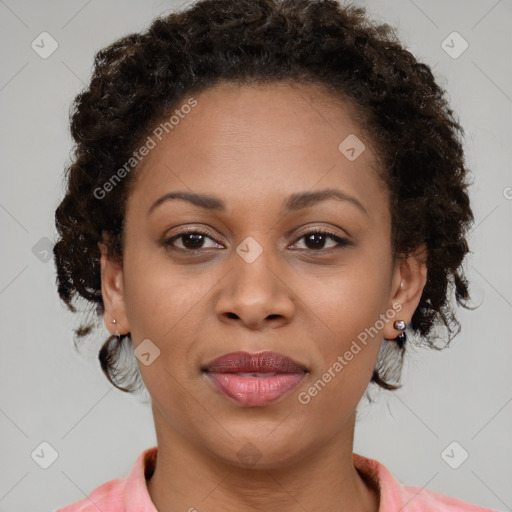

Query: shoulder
<box><xmin>352</xmin><ymin>452</ymin><xmax>499</xmax><ymax>512</ymax></box>
<box><xmin>55</xmin><ymin>477</ymin><xmax>125</xmax><ymax>511</ymax></box>
<box><xmin>54</xmin><ymin>446</ymin><xmax>158</xmax><ymax>512</ymax></box>
<box><xmin>398</xmin><ymin>482</ymin><xmax>498</xmax><ymax>511</ymax></box>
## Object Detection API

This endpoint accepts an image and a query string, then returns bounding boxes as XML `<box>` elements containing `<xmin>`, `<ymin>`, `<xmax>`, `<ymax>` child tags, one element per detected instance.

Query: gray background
<box><xmin>0</xmin><ymin>0</ymin><xmax>511</xmax><ymax>511</ymax></box>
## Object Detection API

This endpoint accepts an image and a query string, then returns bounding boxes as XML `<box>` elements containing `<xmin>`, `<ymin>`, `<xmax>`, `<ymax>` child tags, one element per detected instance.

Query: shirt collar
<box><xmin>123</xmin><ymin>445</ymin><xmax>158</xmax><ymax>512</ymax></box>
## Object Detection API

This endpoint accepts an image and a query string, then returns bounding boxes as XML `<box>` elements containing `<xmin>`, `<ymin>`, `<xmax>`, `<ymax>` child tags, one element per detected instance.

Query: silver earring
<box><xmin>393</xmin><ymin>320</ymin><xmax>407</xmax><ymax>347</ymax></box>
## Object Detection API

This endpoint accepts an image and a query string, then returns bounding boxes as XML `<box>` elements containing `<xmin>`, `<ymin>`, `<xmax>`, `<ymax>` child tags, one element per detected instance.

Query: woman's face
<box><xmin>100</xmin><ymin>81</ymin><xmax>426</xmax><ymax>468</ymax></box>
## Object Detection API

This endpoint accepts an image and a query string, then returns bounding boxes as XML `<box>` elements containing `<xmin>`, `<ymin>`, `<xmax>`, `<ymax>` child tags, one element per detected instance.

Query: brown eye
<box><xmin>162</xmin><ymin>229</ymin><xmax>222</xmax><ymax>252</ymax></box>
<box><xmin>291</xmin><ymin>230</ymin><xmax>351</xmax><ymax>252</ymax></box>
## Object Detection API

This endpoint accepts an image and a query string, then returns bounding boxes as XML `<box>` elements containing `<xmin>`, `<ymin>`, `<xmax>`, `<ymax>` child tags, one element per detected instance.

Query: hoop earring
<box><xmin>393</xmin><ymin>320</ymin><xmax>407</xmax><ymax>348</ymax></box>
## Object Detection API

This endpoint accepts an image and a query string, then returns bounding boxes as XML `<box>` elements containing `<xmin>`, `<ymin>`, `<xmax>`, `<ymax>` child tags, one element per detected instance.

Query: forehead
<box><xmin>127</xmin><ymin>81</ymin><xmax>387</xmax><ymax>220</ymax></box>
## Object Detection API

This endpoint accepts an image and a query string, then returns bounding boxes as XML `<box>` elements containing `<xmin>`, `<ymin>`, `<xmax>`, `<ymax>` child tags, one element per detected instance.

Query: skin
<box><xmin>98</xmin><ymin>81</ymin><xmax>427</xmax><ymax>512</ymax></box>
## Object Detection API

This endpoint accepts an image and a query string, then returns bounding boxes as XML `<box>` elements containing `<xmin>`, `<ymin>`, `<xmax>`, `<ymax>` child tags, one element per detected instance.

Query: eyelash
<box><xmin>162</xmin><ymin>227</ymin><xmax>351</xmax><ymax>255</ymax></box>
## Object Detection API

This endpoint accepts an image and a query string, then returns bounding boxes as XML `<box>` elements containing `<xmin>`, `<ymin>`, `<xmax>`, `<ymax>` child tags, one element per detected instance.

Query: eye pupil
<box><xmin>182</xmin><ymin>233</ymin><xmax>205</xmax><ymax>249</ymax></box>
<box><xmin>305</xmin><ymin>233</ymin><xmax>326</xmax><ymax>250</ymax></box>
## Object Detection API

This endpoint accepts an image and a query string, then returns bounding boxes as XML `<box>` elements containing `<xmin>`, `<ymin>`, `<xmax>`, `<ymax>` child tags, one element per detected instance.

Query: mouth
<box><xmin>202</xmin><ymin>351</ymin><xmax>308</xmax><ymax>407</ymax></box>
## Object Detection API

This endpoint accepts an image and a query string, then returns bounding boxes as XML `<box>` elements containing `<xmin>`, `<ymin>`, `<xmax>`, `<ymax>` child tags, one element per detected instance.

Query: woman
<box><xmin>53</xmin><ymin>0</ymin><xmax>494</xmax><ymax>510</ymax></box>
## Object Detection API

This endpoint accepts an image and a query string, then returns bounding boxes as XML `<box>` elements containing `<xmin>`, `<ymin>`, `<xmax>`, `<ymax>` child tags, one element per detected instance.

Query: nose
<box><xmin>215</xmin><ymin>245</ymin><xmax>295</xmax><ymax>331</ymax></box>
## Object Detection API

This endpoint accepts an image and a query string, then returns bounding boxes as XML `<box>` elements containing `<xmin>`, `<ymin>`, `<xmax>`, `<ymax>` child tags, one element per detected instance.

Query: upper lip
<box><xmin>203</xmin><ymin>351</ymin><xmax>308</xmax><ymax>374</ymax></box>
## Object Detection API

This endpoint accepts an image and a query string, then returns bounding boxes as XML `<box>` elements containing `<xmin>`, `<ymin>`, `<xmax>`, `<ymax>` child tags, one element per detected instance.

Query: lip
<box><xmin>202</xmin><ymin>351</ymin><xmax>308</xmax><ymax>407</ymax></box>
<box><xmin>203</xmin><ymin>351</ymin><xmax>308</xmax><ymax>373</ymax></box>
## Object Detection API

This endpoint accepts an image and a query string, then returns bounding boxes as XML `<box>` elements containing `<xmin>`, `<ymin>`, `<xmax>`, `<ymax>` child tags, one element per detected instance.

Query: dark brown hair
<box><xmin>53</xmin><ymin>0</ymin><xmax>475</xmax><ymax>394</ymax></box>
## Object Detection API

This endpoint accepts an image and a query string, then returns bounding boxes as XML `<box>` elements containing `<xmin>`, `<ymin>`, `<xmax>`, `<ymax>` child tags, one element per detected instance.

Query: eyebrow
<box><xmin>147</xmin><ymin>188</ymin><xmax>368</xmax><ymax>217</ymax></box>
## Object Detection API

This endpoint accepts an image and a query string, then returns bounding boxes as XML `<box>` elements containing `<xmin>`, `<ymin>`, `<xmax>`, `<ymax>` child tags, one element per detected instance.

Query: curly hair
<box><xmin>53</xmin><ymin>0</ymin><xmax>475</xmax><ymax>394</ymax></box>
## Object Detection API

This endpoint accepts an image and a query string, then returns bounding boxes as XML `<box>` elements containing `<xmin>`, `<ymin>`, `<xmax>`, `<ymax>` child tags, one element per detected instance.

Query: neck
<box><xmin>146</xmin><ymin>408</ymin><xmax>380</xmax><ymax>512</ymax></box>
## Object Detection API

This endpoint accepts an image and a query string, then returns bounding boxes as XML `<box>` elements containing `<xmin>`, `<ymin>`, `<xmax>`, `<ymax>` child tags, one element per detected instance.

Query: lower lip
<box><xmin>205</xmin><ymin>372</ymin><xmax>306</xmax><ymax>406</ymax></box>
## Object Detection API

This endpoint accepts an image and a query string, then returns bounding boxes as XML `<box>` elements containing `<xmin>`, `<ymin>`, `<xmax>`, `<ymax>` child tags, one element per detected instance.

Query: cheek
<box><xmin>122</xmin><ymin>242</ymin><xmax>212</xmax><ymax>339</ymax></box>
<box><xmin>303</xmin><ymin>250</ymin><xmax>391</xmax><ymax>340</ymax></box>
<box><xmin>299</xmin><ymin>248</ymin><xmax>391</xmax><ymax>391</ymax></box>
<box><xmin>121</xmin><ymin>247</ymin><xmax>224</xmax><ymax>396</ymax></box>
<box><xmin>297</xmin><ymin>270</ymin><xmax>388</xmax><ymax>422</ymax></box>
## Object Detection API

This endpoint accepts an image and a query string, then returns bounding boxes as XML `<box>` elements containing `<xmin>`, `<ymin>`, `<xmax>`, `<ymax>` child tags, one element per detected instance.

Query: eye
<box><xmin>290</xmin><ymin>229</ymin><xmax>351</xmax><ymax>253</ymax></box>
<box><xmin>162</xmin><ymin>228</ymin><xmax>222</xmax><ymax>252</ymax></box>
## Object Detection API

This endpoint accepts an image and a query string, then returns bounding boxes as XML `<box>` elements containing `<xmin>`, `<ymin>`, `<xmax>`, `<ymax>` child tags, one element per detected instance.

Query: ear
<box><xmin>383</xmin><ymin>243</ymin><xmax>428</xmax><ymax>340</ymax></box>
<box><xmin>98</xmin><ymin>241</ymin><xmax>130</xmax><ymax>336</ymax></box>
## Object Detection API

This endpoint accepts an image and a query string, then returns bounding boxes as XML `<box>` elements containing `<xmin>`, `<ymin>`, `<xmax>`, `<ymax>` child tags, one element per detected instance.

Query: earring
<box><xmin>393</xmin><ymin>320</ymin><xmax>407</xmax><ymax>348</ymax></box>
<box><xmin>112</xmin><ymin>318</ymin><xmax>121</xmax><ymax>340</ymax></box>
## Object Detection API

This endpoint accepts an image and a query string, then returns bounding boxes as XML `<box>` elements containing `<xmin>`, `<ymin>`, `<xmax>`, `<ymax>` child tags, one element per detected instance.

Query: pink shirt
<box><xmin>56</xmin><ymin>446</ymin><xmax>498</xmax><ymax>511</ymax></box>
